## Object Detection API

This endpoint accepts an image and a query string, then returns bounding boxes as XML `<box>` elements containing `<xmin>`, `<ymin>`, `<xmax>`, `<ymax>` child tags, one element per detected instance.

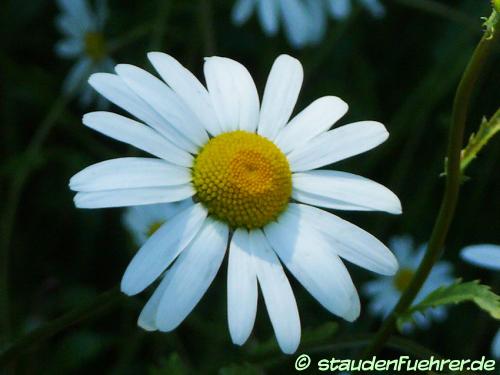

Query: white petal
<box><xmin>275</xmin><ymin>96</ymin><xmax>348</xmax><ymax>153</ymax></box>
<box><xmin>121</xmin><ymin>203</ymin><xmax>207</xmax><ymax>295</ymax></box>
<box><xmin>492</xmin><ymin>329</ymin><xmax>500</xmax><ymax>359</ymax></box>
<box><xmin>257</xmin><ymin>0</ymin><xmax>279</xmax><ymax>35</ymax></box>
<box><xmin>64</xmin><ymin>58</ymin><xmax>92</xmax><ymax>94</ymax></box>
<box><xmin>57</xmin><ymin>0</ymin><xmax>93</xmax><ymax>31</ymax></box>
<box><xmin>304</xmin><ymin>0</ymin><xmax>328</xmax><ymax>45</ymax></box>
<box><xmin>292</xmin><ymin>170</ymin><xmax>402</xmax><ymax>214</ymax></box>
<box><xmin>389</xmin><ymin>236</ymin><xmax>414</xmax><ymax>265</ymax></box>
<box><xmin>137</xmin><ymin>275</ymin><xmax>170</xmax><ymax>331</ymax></box>
<box><xmin>360</xmin><ymin>0</ymin><xmax>385</xmax><ymax>18</ymax></box>
<box><xmin>88</xmin><ymin>73</ymin><xmax>195</xmax><ymax>152</ymax></box>
<box><xmin>288</xmin><ymin>204</ymin><xmax>398</xmax><ymax>275</ymax></box>
<box><xmin>115</xmin><ymin>64</ymin><xmax>208</xmax><ymax>151</ymax></box>
<box><xmin>82</xmin><ymin>112</ymin><xmax>192</xmax><ymax>167</ymax></box>
<box><xmin>288</xmin><ymin>121</ymin><xmax>389</xmax><ymax>172</ymax></box>
<box><xmin>250</xmin><ymin>229</ymin><xmax>301</xmax><ymax>354</ymax></box>
<box><xmin>69</xmin><ymin>157</ymin><xmax>191</xmax><ymax>192</ymax></box>
<box><xmin>203</xmin><ymin>57</ymin><xmax>260</xmax><ymax>133</ymax></box>
<box><xmin>264</xmin><ymin>211</ymin><xmax>360</xmax><ymax>322</ymax></box>
<box><xmin>74</xmin><ymin>185</ymin><xmax>195</xmax><ymax>209</ymax></box>
<box><xmin>55</xmin><ymin>15</ymin><xmax>82</xmax><ymax>37</ymax></box>
<box><xmin>362</xmin><ymin>279</ymin><xmax>390</xmax><ymax>296</ymax></box>
<box><xmin>123</xmin><ymin>200</ymin><xmax>192</xmax><ymax>247</ymax></box>
<box><xmin>155</xmin><ymin>219</ymin><xmax>229</xmax><ymax>331</ymax></box>
<box><xmin>279</xmin><ymin>0</ymin><xmax>311</xmax><ymax>48</ymax></box>
<box><xmin>147</xmin><ymin>52</ymin><xmax>222</xmax><ymax>136</ymax></box>
<box><xmin>227</xmin><ymin>229</ymin><xmax>258</xmax><ymax>345</ymax></box>
<box><xmin>328</xmin><ymin>0</ymin><xmax>351</xmax><ymax>19</ymax></box>
<box><xmin>257</xmin><ymin>55</ymin><xmax>303</xmax><ymax>140</ymax></box>
<box><xmin>232</xmin><ymin>0</ymin><xmax>256</xmax><ymax>25</ymax></box>
<box><xmin>460</xmin><ymin>244</ymin><xmax>500</xmax><ymax>271</ymax></box>
<box><xmin>55</xmin><ymin>38</ymin><xmax>83</xmax><ymax>58</ymax></box>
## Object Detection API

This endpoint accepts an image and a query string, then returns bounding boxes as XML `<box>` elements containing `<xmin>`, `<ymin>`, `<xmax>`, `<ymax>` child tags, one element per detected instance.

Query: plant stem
<box><xmin>149</xmin><ymin>0</ymin><xmax>172</xmax><ymax>51</ymax></box>
<box><xmin>0</xmin><ymin>288</ymin><xmax>123</xmax><ymax>366</ymax></box>
<box><xmin>108</xmin><ymin>23</ymin><xmax>152</xmax><ymax>53</ymax></box>
<box><xmin>362</xmin><ymin>12</ymin><xmax>500</xmax><ymax>358</ymax></box>
<box><xmin>199</xmin><ymin>0</ymin><xmax>216</xmax><ymax>55</ymax></box>
<box><xmin>0</xmin><ymin>93</ymin><xmax>70</xmax><ymax>345</ymax></box>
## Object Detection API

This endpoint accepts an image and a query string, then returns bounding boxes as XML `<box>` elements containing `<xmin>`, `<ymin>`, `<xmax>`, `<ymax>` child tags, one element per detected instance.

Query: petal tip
<box><xmin>137</xmin><ymin>317</ymin><xmax>157</xmax><ymax>332</ymax></box>
<box><xmin>120</xmin><ymin>277</ymin><xmax>139</xmax><ymax>297</ymax></box>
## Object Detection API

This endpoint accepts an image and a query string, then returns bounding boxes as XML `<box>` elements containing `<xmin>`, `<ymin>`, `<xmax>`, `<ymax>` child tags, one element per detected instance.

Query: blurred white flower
<box><xmin>231</xmin><ymin>0</ymin><xmax>385</xmax><ymax>48</ymax></box>
<box><xmin>55</xmin><ymin>0</ymin><xmax>114</xmax><ymax>106</ymax></box>
<box><xmin>327</xmin><ymin>0</ymin><xmax>385</xmax><ymax>19</ymax></box>
<box><xmin>364</xmin><ymin>236</ymin><xmax>455</xmax><ymax>330</ymax></box>
<box><xmin>460</xmin><ymin>244</ymin><xmax>500</xmax><ymax>358</ymax></box>
<box><xmin>123</xmin><ymin>201</ymin><xmax>193</xmax><ymax>246</ymax></box>
<box><xmin>70</xmin><ymin>53</ymin><xmax>401</xmax><ymax>354</ymax></box>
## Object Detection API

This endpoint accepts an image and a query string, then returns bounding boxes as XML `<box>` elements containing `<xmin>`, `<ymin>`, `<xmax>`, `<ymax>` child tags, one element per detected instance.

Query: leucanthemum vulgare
<box><xmin>70</xmin><ymin>53</ymin><xmax>401</xmax><ymax>353</ymax></box>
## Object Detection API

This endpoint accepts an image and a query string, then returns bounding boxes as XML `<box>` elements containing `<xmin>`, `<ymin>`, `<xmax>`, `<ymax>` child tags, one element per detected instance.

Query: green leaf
<box><xmin>460</xmin><ymin>108</ymin><xmax>500</xmax><ymax>175</ymax></box>
<box><xmin>398</xmin><ymin>280</ymin><xmax>500</xmax><ymax>329</ymax></box>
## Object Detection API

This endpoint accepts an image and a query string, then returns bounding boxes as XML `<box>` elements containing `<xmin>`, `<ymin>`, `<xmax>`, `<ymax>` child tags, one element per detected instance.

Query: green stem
<box><xmin>149</xmin><ymin>0</ymin><xmax>172</xmax><ymax>51</ymax></box>
<box><xmin>108</xmin><ymin>23</ymin><xmax>152</xmax><ymax>53</ymax></box>
<box><xmin>199</xmin><ymin>0</ymin><xmax>216</xmax><ymax>55</ymax></box>
<box><xmin>362</xmin><ymin>12</ymin><xmax>500</xmax><ymax>358</ymax></box>
<box><xmin>0</xmin><ymin>288</ymin><xmax>122</xmax><ymax>366</ymax></box>
<box><xmin>0</xmin><ymin>93</ymin><xmax>70</xmax><ymax>344</ymax></box>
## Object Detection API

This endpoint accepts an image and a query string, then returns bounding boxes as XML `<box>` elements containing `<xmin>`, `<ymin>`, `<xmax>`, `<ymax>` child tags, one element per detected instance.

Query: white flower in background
<box><xmin>69</xmin><ymin>53</ymin><xmax>402</xmax><ymax>354</ymax></box>
<box><xmin>55</xmin><ymin>0</ymin><xmax>114</xmax><ymax>106</ymax></box>
<box><xmin>364</xmin><ymin>236</ymin><xmax>454</xmax><ymax>330</ymax></box>
<box><xmin>231</xmin><ymin>0</ymin><xmax>385</xmax><ymax>48</ymax></box>
<box><xmin>123</xmin><ymin>201</ymin><xmax>192</xmax><ymax>246</ymax></box>
<box><xmin>460</xmin><ymin>244</ymin><xmax>500</xmax><ymax>359</ymax></box>
<box><xmin>327</xmin><ymin>0</ymin><xmax>385</xmax><ymax>20</ymax></box>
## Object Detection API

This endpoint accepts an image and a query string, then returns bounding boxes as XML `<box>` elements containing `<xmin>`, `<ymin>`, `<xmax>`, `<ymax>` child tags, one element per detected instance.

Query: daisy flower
<box><xmin>460</xmin><ymin>244</ymin><xmax>500</xmax><ymax>359</ymax></box>
<box><xmin>364</xmin><ymin>236</ymin><xmax>454</xmax><ymax>330</ymax></box>
<box><xmin>231</xmin><ymin>0</ymin><xmax>385</xmax><ymax>48</ymax></box>
<box><xmin>69</xmin><ymin>53</ymin><xmax>402</xmax><ymax>353</ymax></box>
<box><xmin>55</xmin><ymin>0</ymin><xmax>114</xmax><ymax>106</ymax></box>
<box><xmin>123</xmin><ymin>201</ymin><xmax>193</xmax><ymax>246</ymax></box>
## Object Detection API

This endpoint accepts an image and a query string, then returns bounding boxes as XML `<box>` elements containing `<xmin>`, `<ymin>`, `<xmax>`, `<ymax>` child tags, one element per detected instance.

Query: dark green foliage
<box><xmin>1</xmin><ymin>0</ymin><xmax>499</xmax><ymax>373</ymax></box>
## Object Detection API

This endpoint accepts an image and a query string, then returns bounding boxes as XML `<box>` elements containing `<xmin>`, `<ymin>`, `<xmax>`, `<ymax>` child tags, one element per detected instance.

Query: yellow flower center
<box><xmin>146</xmin><ymin>221</ymin><xmax>164</xmax><ymax>238</ymax></box>
<box><xmin>393</xmin><ymin>267</ymin><xmax>414</xmax><ymax>292</ymax></box>
<box><xmin>84</xmin><ymin>32</ymin><xmax>107</xmax><ymax>62</ymax></box>
<box><xmin>192</xmin><ymin>131</ymin><xmax>292</xmax><ymax>229</ymax></box>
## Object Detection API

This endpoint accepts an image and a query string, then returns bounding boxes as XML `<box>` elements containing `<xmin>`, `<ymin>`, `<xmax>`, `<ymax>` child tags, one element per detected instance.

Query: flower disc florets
<box><xmin>192</xmin><ymin>131</ymin><xmax>292</xmax><ymax>229</ymax></box>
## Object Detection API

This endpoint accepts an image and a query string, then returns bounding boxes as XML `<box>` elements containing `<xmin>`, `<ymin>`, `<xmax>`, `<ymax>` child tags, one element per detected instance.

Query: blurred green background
<box><xmin>1</xmin><ymin>0</ymin><xmax>499</xmax><ymax>373</ymax></box>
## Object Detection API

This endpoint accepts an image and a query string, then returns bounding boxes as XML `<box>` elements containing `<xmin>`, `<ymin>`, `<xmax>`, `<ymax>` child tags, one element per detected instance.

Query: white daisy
<box><xmin>55</xmin><ymin>0</ymin><xmax>114</xmax><ymax>106</ymax></box>
<box><xmin>69</xmin><ymin>53</ymin><xmax>402</xmax><ymax>354</ymax></box>
<box><xmin>123</xmin><ymin>201</ymin><xmax>193</xmax><ymax>246</ymax></box>
<box><xmin>460</xmin><ymin>244</ymin><xmax>500</xmax><ymax>359</ymax></box>
<box><xmin>364</xmin><ymin>236</ymin><xmax>454</xmax><ymax>330</ymax></box>
<box><xmin>231</xmin><ymin>0</ymin><xmax>385</xmax><ymax>48</ymax></box>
